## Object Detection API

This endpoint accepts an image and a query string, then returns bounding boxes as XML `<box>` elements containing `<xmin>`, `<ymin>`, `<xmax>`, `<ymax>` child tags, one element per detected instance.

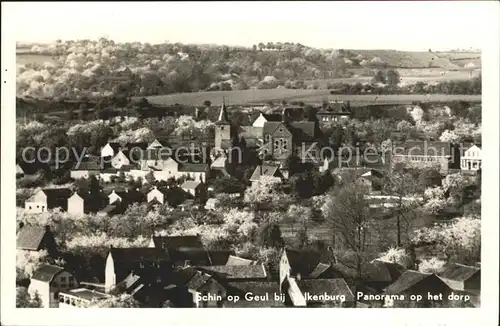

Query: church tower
<box><xmin>214</xmin><ymin>98</ymin><xmax>232</xmax><ymax>150</ymax></box>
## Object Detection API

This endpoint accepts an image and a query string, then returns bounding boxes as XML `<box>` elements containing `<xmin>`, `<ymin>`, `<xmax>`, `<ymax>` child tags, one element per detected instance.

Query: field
<box><xmin>16</xmin><ymin>53</ymin><xmax>59</xmax><ymax>66</ymax></box>
<box><xmin>145</xmin><ymin>90</ymin><xmax>482</xmax><ymax>107</ymax></box>
<box><xmin>304</xmin><ymin>69</ymin><xmax>479</xmax><ymax>88</ymax></box>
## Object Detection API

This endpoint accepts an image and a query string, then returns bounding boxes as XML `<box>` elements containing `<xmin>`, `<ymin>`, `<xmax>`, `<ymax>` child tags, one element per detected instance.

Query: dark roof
<box><xmin>225</xmin><ymin>281</ymin><xmax>284</xmax><ymax>307</ymax></box>
<box><xmin>438</xmin><ymin>263</ymin><xmax>480</xmax><ymax>282</ymax></box>
<box><xmin>262</xmin><ymin>121</ymin><xmax>286</xmax><ymax>136</ymax></box>
<box><xmin>261</xmin><ymin>113</ymin><xmax>282</xmax><ymax>122</ymax></box>
<box><xmin>384</xmin><ymin>270</ymin><xmax>435</xmax><ymax>295</ymax></box>
<box><xmin>109</xmin><ymin>189</ymin><xmax>145</xmax><ymax>204</ymax></box>
<box><xmin>365</xmin><ymin>260</ymin><xmax>406</xmax><ymax>283</ymax></box>
<box><xmin>393</xmin><ymin>141</ymin><xmax>453</xmax><ymax>156</ymax></box>
<box><xmin>109</xmin><ymin>248</ymin><xmax>169</xmax><ymax>263</ymax></box>
<box><xmin>16</xmin><ymin>225</ymin><xmax>49</xmax><ymax>250</ymax></box>
<box><xmin>16</xmin><ymin>161</ymin><xmax>51</xmax><ymax>175</ymax></box>
<box><xmin>178</xmin><ymin>163</ymin><xmax>208</xmax><ymax>173</ymax></box>
<box><xmin>297</xmin><ymin>279</ymin><xmax>355</xmax><ymax>302</ymax></box>
<box><xmin>31</xmin><ymin>264</ymin><xmax>65</xmax><ymax>282</ymax></box>
<box><xmin>289</xmin><ymin>121</ymin><xmax>316</xmax><ymax>140</ymax></box>
<box><xmin>215</xmin><ymin>100</ymin><xmax>230</xmax><ymax>125</ymax></box>
<box><xmin>40</xmin><ymin>188</ymin><xmax>73</xmax><ymax>201</ymax></box>
<box><xmin>168</xmin><ymin>248</ymin><xmax>211</xmax><ymax>266</ymax></box>
<box><xmin>284</xmin><ymin>249</ymin><xmax>323</xmax><ymax>276</ymax></box>
<box><xmin>73</xmin><ymin>160</ymin><xmax>101</xmax><ymax>171</ymax></box>
<box><xmin>151</xmin><ymin>235</ymin><xmax>204</xmax><ymax>251</ymax></box>
<box><xmin>198</xmin><ymin>264</ymin><xmax>267</xmax><ymax>280</ymax></box>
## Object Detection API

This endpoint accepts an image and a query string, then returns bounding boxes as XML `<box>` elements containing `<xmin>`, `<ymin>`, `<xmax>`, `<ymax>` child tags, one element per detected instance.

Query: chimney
<box><xmin>45</xmin><ymin>224</ymin><xmax>51</xmax><ymax>232</ymax></box>
<box><xmin>195</xmin><ymin>107</ymin><xmax>200</xmax><ymax>120</ymax></box>
<box><xmin>259</xmin><ymin>165</ymin><xmax>263</xmax><ymax>175</ymax></box>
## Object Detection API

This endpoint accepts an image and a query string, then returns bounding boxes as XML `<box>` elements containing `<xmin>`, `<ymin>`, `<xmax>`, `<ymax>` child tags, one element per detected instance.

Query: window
<box><xmin>37</xmin><ymin>205</ymin><xmax>39</xmax><ymax>208</ymax></box>
<box><xmin>54</xmin><ymin>291</ymin><xmax>59</xmax><ymax>300</ymax></box>
<box><xmin>29</xmin><ymin>206</ymin><xmax>32</xmax><ymax>210</ymax></box>
<box><xmin>220</xmin><ymin>126</ymin><xmax>224</xmax><ymax>130</ymax></box>
<box><xmin>156</xmin><ymin>277</ymin><xmax>162</xmax><ymax>283</ymax></box>
<box><xmin>139</xmin><ymin>262</ymin><xmax>145</xmax><ymax>268</ymax></box>
<box><xmin>279</xmin><ymin>128</ymin><xmax>283</xmax><ymax>132</ymax></box>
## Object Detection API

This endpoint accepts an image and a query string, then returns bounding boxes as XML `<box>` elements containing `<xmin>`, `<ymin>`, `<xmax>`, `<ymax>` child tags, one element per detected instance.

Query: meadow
<box><xmin>16</xmin><ymin>53</ymin><xmax>59</xmax><ymax>66</ymax></box>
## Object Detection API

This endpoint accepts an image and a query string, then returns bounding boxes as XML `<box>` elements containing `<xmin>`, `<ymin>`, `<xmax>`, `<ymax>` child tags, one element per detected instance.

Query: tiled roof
<box><xmin>226</xmin><ymin>255</ymin><xmax>256</xmax><ymax>266</ymax></box>
<box><xmin>365</xmin><ymin>260</ymin><xmax>406</xmax><ymax>283</ymax></box>
<box><xmin>297</xmin><ymin>278</ymin><xmax>355</xmax><ymax>302</ymax></box>
<box><xmin>438</xmin><ymin>263</ymin><xmax>480</xmax><ymax>282</ymax></box>
<box><xmin>181</xmin><ymin>180</ymin><xmax>202</xmax><ymax>190</ymax></box>
<box><xmin>249</xmin><ymin>165</ymin><xmax>280</xmax><ymax>182</ymax></box>
<box><xmin>73</xmin><ymin>160</ymin><xmax>101</xmax><ymax>171</ymax></box>
<box><xmin>16</xmin><ymin>161</ymin><xmax>51</xmax><ymax>175</ymax></box>
<box><xmin>262</xmin><ymin>122</ymin><xmax>285</xmax><ymax>136</ymax></box>
<box><xmin>185</xmin><ymin>272</ymin><xmax>213</xmax><ymax>290</ymax></box>
<box><xmin>16</xmin><ymin>225</ymin><xmax>48</xmax><ymax>250</ymax></box>
<box><xmin>31</xmin><ymin>264</ymin><xmax>64</xmax><ymax>282</ymax></box>
<box><xmin>151</xmin><ymin>235</ymin><xmax>204</xmax><ymax>250</ymax></box>
<box><xmin>109</xmin><ymin>247</ymin><xmax>169</xmax><ymax>263</ymax></box>
<box><xmin>308</xmin><ymin>263</ymin><xmax>333</xmax><ymax>279</ymax></box>
<box><xmin>178</xmin><ymin>163</ymin><xmax>208</xmax><ymax>173</ymax></box>
<box><xmin>198</xmin><ymin>264</ymin><xmax>267</xmax><ymax>280</ymax></box>
<box><xmin>383</xmin><ymin>270</ymin><xmax>434</xmax><ymax>295</ymax></box>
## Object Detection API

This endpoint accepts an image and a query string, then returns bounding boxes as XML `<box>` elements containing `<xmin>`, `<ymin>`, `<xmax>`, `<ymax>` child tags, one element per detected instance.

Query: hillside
<box><xmin>16</xmin><ymin>40</ymin><xmax>481</xmax><ymax>100</ymax></box>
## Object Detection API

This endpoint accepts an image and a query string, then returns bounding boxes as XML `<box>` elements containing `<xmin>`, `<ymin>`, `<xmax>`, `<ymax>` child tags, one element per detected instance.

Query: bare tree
<box><xmin>383</xmin><ymin>170</ymin><xmax>422</xmax><ymax>247</ymax></box>
<box><xmin>323</xmin><ymin>183</ymin><xmax>373</xmax><ymax>278</ymax></box>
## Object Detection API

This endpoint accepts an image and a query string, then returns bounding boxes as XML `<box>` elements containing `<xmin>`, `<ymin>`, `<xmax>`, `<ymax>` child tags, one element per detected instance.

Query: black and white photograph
<box><xmin>1</xmin><ymin>1</ymin><xmax>498</xmax><ymax>325</ymax></box>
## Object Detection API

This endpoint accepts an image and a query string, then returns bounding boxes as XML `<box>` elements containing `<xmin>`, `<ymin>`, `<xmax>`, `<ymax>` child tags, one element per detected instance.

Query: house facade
<box><xmin>147</xmin><ymin>187</ymin><xmax>166</xmax><ymax>204</ymax></box>
<box><xmin>28</xmin><ymin>264</ymin><xmax>78</xmax><ymax>308</ymax></box>
<box><xmin>392</xmin><ymin>141</ymin><xmax>460</xmax><ymax>173</ymax></box>
<box><xmin>67</xmin><ymin>193</ymin><xmax>86</xmax><ymax>216</ymax></box>
<box><xmin>25</xmin><ymin>188</ymin><xmax>72</xmax><ymax>214</ymax></box>
<box><xmin>460</xmin><ymin>145</ymin><xmax>481</xmax><ymax>172</ymax></box>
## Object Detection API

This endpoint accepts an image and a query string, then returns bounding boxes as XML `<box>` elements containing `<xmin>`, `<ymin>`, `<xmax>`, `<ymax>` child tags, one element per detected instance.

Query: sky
<box><xmin>3</xmin><ymin>1</ymin><xmax>497</xmax><ymax>51</ymax></box>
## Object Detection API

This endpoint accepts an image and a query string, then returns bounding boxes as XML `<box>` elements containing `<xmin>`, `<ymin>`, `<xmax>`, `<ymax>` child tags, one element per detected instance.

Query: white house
<box><xmin>108</xmin><ymin>190</ymin><xmax>123</xmax><ymax>205</ymax></box>
<box><xmin>147</xmin><ymin>186</ymin><xmax>166</xmax><ymax>204</ymax></box>
<box><xmin>111</xmin><ymin>150</ymin><xmax>131</xmax><ymax>169</ymax></box>
<box><xmin>28</xmin><ymin>264</ymin><xmax>78</xmax><ymax>308</ymax></box>
<box><xmin>101</xmin><ymin>142</ymin><xmax>121</xmax><ymax>158</ymax></box>
<box><xmin>252</xmin><ymin>112</ymin><xmax>281</xmax><ymax>128</ymax></box>
<box><xmin>67</xmin><ymin>193</ymin><xmax>87</xmax><ymax>216</ymax></box>
<box><xmin>461</xmin><ymin>145</ymin><xmax>482</xmax><ymax>172</ymax></box>
<box><xmin>25</xmin><ymin>188</ymin><xmax>72</xmax><ymax>214</ymax></box>
<box><xmin>153</xmin><ymin>158</ymin><xmax>209</xmax><ymax>183</ymax></box>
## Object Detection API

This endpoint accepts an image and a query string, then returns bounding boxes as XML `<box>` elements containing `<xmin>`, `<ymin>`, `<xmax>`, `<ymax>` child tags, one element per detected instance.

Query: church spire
<box><xmin>216</xmin><ymin>98</ymin><xmax>229</xmax><ymax>124</ymax></box>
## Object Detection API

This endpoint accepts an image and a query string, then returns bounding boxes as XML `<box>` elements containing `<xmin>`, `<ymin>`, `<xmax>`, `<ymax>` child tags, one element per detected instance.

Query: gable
<box><xmin>270</xmin><ymin>123</ymin><xmax>292</xmax><ymax>138</ymax></box>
